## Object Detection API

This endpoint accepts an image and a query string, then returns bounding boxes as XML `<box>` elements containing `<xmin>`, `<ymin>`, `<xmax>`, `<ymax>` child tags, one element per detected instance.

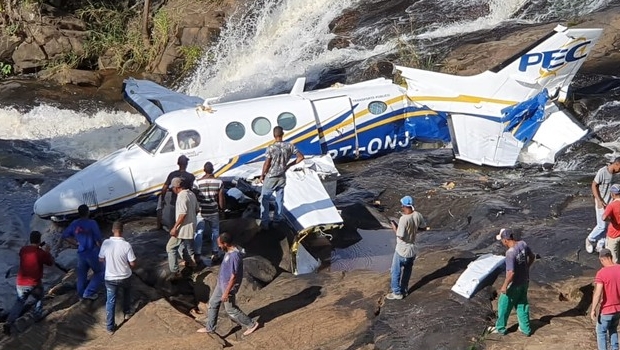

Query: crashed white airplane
<box><xmin>34</xmin><ymin>25</ymin><xmax>601</xmax><ymax>253</ymax></box>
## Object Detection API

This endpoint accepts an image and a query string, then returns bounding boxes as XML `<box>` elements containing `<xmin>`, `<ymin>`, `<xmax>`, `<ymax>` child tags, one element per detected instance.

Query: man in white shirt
<box><xmin>99</xmin><ymin>221</ymin><xmax>136</xmax><ymax>335</ymax></box>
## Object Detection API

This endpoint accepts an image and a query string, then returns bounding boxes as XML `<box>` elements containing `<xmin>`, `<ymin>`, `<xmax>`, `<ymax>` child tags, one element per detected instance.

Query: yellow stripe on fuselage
<box><xmin>408</xmin><ymin>94</ymin><xmax>517</xmax><ymax>106</ymax></box>
<box><xmin>329</xmin><ymin>110</ymin><xmax>436</xmax><ymax>145</ymax></box>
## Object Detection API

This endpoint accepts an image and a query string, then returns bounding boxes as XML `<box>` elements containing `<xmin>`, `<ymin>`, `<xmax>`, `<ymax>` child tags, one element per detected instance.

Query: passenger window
<box><xmin>225</xmin><ymin>122</ymin><xmax>245</xmax><ymax>141</ymax></box>
<box><xmin>368</xmin><ymin>101</ymin><xmax>387</xmax><ymax>115</ymax></box>
<box><xmin>160</xmin><ymin>137</ymin><xmax>175</xmax><ymax>153</ymax></box>
<box><xmin>252</xmin><ymin>117</ymin><xmax>272</xmax><ymax>136</ymax></box>
<box><xmin>277</xmin><ymin>112</ymin><xmax>297</xmax><ymax>131</ymax></box>
<box><xmin>177</xmin><ymin>130</ymin><xmax>201</xmax><ymax>150</ymax></box>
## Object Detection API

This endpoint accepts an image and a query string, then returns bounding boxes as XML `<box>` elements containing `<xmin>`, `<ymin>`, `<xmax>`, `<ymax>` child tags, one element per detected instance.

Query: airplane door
<box><xmin>310</xmin><ymin>96</ymin><xmax>357</xmax><ymax>157</ymax></box>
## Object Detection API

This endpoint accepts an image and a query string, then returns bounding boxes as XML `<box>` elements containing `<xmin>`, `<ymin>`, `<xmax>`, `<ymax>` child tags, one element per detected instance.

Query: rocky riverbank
<box><xmin>0</xmin><ymin>147</ymin><xmax>611</xmax><ymax>349</ymax></box>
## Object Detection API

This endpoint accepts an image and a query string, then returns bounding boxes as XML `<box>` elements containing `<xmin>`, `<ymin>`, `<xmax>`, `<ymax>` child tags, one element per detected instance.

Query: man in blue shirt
<box><xmin>62</xmin><ymin>204</ymin><xmax>104</xmax><ymax>300</ymax></box>
<box><xmin>196</xmin><ymin>232</ymin><xmax>259</xmax><ymax>337</ymax></box>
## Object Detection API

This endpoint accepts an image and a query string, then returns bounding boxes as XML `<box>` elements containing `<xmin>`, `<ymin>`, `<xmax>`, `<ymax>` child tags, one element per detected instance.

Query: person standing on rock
<box><xmin>61</xmin><ymin>204</ymin><xmax>104</xmax><ymax>300</ymax></box>
<box><xmin>158</xmin><ymin>155</ymin><xmax>196</xmax><ymax>230</ymax></box>
<box><xmin>167</xmin><ymin>177</ymin><xmax>198</xmax><ymax>278</ymax></box>
<box><xmin>386</xmin><ymin>195</ymin><xmax>428</xmax><ymax>300</ymax></box>
<box><xmin>3</xmin><ymin>231</ymin><xmax>54</xmax><ymax>336</ymax></box>
<box><xmin>196</xmin><ymin>232</ymin><xmax>259</xmax><ymax>336</ymax></box>
<box><xmin>195</xmin><ymin>161</ymin><xmax>226</xmax><ymax>266</ymax></box>
<box><xmin>586</xmin><ymin>158</ymin><xmax>620</xmax><ymax>254</ymax></box>
<box><xmin>603</xmin><ymin>184</ymin><xmax>620</xmax><ymax>263</ymax></box>
<box><xmin>488</xmin><ymin>228</ymin><xmax>536</xmax><ymax>336</ymax></box>
<box><xmin>259</xmin><ymin>126</ymin><xmax>304</xmax><ymax>230</ymax></box>
<box><xmin>591</xmin><ymin>248</ymin><xmax>620</xmax><ymax>350</ymax></box>
<box><xmin>99</xmin><ymin>221</ymin><xmax>136</xmax><ymax>335</ymax></box>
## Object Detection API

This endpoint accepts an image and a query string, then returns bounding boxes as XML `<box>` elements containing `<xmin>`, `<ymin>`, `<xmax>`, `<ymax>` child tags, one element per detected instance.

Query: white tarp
<box><xmin>451</xmin><ymin>254</ymin><xmax>505</xmax><ymax>298</ymax></box>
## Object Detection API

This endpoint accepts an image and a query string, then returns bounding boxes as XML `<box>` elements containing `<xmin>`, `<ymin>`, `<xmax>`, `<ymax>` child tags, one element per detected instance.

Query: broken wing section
<box><xmin>448</xmin><ymin>90</ymin><xmax>588</xmax><ymax>167</ymax></box>
<box><xmin>122</xmin><ymin>78</ymin><xmax>205</xmax><ymax>123</ymax></box>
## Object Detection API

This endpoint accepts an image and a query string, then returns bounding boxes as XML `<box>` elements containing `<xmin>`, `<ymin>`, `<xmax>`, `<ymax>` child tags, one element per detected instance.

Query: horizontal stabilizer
<box><xmin>122</xmin><ymin>78</ymin><xmax>205</xmax><ymax>123</ymax></box>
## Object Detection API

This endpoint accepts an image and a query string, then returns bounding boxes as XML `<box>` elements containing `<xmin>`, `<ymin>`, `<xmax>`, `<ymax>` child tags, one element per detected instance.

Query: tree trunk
<box><xmin>141</xmin><ymin>0</ymin><xmax>150</xmax><ymax>46</ymax></box>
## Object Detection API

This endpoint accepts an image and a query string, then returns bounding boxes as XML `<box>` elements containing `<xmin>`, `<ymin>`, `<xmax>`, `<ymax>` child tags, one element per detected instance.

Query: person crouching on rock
<box><xmin>61</xmin><ymin>204</ymin><xmax>104</xmax><ymax>300</ymax></box>
<box><xmin>386</xmin><ymin>195</ymin><xmax>428</xmax><ymax>300</ymax></box>
<box><xmin>98</xmin><ymin>221</ymin><xmax>136</xmax><ymax>335</ymax></box>
<box><xmin>3</xmin><ymin>231</ymin><xmax>54</xmax><ymax>336</ymax></box>
<box><xmin>488</xmin><ymin>228</ymin><xmax>536</xmax><ymax>336</ymax></box>
<box><xmin>196</xmin><ymin>232</ymin><xmax>259</xmax><ymax>337</ymax></box>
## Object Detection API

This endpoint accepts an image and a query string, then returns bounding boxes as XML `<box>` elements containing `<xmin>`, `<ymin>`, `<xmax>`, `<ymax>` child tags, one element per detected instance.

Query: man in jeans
<box><xmin>592</xmin><ymin>248</ymin><xmax>620</xmax><ymax>350</ymax></box>
<box><xmin>61</xmin><ymin>204</ymin><xmax>103</xmax><ymax>300</ymax></box>
<box><xmin>586</xmin><ymin>158</ymin><xmax>620</xmax><ymax>254</ymax></box>
<box><xmin>3</xmin><ymin>231</ymin><xmax>54</xmax><ymax>335</ymax></box>
<box><xmin>195</xmin><ymin>161</ymin><xmax>226</xmax><ymax>265</ymax></box>
<box><xmin>489</xmin><ymin>228</ymin><xmax>536</xmax><ymax>336</ymax></box>
<box><xmin>99</xmin><ymin>221</ymin><xmax>136</xmax><ymax>335</ymax></box>
<box><xmin>196</xmin><ymin>232</ymin><xmax>259</xmax><ymax>337</ymax></box>
<box><xmin>167</xmin><ymin>177</ymin><xmax>198</xmax><ymax>278</ymax></box>
<box><xmin>386</xmin><ymin>196</ymin><xmax>427</xmax><ymax>300</ymax></box>
<box><xmin>259</xmin><ymin>126</ymin><xmax>304</xmax><ymax>230</ymax></box>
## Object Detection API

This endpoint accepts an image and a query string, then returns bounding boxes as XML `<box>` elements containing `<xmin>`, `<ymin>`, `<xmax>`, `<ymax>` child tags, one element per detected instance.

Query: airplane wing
<box><xmin>122</xmin><ymin>78</ymin><xmax>205</xmax><ymax>123</ymax></box>
<box><xmin>222</xmin><ymin>155</ymin><xmax>342</xmax><ymax>232</ymax></box>
<box><xmin>222</xmin><ymin>155</ymin><xmax>342</xmax><ymax>275</ymax></box>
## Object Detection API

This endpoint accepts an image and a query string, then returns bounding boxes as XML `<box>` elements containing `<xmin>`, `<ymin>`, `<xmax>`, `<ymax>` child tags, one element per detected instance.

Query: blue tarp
<box><xmin>501</xmin><ymin>89</ymin><xmax>549</xmax><ymax>143</ymax></box>
<box><xmin>122</xmin><ymin>78</ymin><xmax>205</xmax><ymax>124</ymax></box>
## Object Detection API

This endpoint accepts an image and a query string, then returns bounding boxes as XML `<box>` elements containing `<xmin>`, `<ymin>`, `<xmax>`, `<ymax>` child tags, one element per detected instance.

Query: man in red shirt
<box><xmin>3</xmin><ymin>231</ymin><xmax>54</xmax><ymax>335</ymax></box>
<box><xmin>591</xmin><ymin>248</ymin><xmax>620</xmax><ymax>350</ymax></box>
<box><xmin>604</xmin><ymin>184</ymin><xmax>620</xmax><ymax>263</ymax></box>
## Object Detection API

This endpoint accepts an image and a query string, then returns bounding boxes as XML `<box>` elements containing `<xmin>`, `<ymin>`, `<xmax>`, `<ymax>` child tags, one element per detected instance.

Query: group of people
<box><xmin>8</xmin><ymin>128</ymin><xmax>620</xmax><ymax>345</ymax></box>
<box><xmin>385</xmin><ymin>157</ymin><xmax>620</xmax><ymax>349</ymax></box>
<box><xmin>2</xmin><ymin>204</ymin><xmax>136</xmax><ymax>336</ymax></box>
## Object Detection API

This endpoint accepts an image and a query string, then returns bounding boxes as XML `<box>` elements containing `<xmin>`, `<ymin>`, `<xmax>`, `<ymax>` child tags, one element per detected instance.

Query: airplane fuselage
<box><xmin>33</xmin><ymin>78</ymin><xmax>447</xmax><ymax>219</ymax></box>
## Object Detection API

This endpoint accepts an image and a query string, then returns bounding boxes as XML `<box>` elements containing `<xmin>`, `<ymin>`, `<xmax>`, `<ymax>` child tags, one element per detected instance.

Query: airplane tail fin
<box><xmin>487</xmin><ymin>25</ymin><xmax>603</xmax><ymax>102</ymax></box>
<box><xmin>395</xmin><ymin>25</ymin><xmax>602</xmax><ymax>105</ymax></box>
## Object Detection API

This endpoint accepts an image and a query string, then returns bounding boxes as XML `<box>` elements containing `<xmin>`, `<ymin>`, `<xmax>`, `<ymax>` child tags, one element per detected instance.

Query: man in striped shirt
<box><xmin>195</xmin><ymin>162</ymin><xmax>226</xmax><ymax>265</ymax></box>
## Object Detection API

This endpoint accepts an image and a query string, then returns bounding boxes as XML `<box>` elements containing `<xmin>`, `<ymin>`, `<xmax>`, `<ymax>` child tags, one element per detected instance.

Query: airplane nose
<box><xmin>34</xmin><ymin>181</ymin><xmax>86</xmax><ymax>219</ymax></box>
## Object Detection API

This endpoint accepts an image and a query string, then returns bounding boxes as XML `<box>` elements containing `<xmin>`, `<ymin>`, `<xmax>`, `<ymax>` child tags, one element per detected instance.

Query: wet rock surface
<box><xmin>0</xmin><ymin>147</ymin><xmax>608</xmax><ymax>349</ymax></box>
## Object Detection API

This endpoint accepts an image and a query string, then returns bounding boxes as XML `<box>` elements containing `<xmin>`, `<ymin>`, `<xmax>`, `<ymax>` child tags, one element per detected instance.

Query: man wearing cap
<box><xmin>158</xmin><ymin>155</ymin><xmax>196</xmax><ymax>230</ymax></box>
<box><xmin>259</xmin><ymin>126</ymin><xmax>304</xmax><ymax>230</ymax></box>
<box><xmin>167</xmin><ymin>177</ymin><xmax>199</xmax><ymax>278</ymax></box>
<box><xmin>591</xmin><ymin>248</ymin><xmax>620</xmax><ymax>350</ymax></box>
<box><xmin>98</xmin><ymin>221</ymin><xmax>136</xmax><ymax>335</ymax></box>
<box><xmin>386</xmin><ymin>195</ymin><xmax>428</xmax><ymax>300</ymax></box>
<box><xmin>586</xmin><ymin>158</ymin><xmax>620</xmax><ymax>254</ymax></box>
<box><xmin>489</xmin><ymin>228</ymin><xmax>536</xmax><ymax>336</ymax></box>
<box><xmin>603</xmin><ymin>184</ymin><xmax>620</xmax><ymax>263</ymax></box>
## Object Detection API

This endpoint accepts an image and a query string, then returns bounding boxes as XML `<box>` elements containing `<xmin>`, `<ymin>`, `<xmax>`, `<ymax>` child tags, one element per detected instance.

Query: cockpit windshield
<box><xmin>134</xmin><ymin>124</ymin><xmax>168</xmax><ymax>154</ymax></box>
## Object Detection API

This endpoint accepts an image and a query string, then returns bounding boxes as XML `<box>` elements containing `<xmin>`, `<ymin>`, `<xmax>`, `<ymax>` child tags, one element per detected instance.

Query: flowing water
<box><xmin>0</xmin><ymin>0</ymin><xmax>619</xmax><ymax>332</ymax></box>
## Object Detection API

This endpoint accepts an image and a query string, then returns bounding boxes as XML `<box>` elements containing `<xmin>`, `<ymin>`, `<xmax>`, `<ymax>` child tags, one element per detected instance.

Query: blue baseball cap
<box><xmin>611</xmin><ymin>184</ymin><xmax>620</xmax><ymax>194</ymax></box>
<box><xmin>400</xmin><ymin>196</ymin><xmax>414</xmax><ymax>208</ymax></box>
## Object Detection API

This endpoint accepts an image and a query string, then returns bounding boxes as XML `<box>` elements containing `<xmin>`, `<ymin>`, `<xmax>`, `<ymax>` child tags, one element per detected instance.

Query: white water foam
<box><xmin>416</xmin><ymin>0</ymin><xmax>528</xmax><ymax>39</ymax></box>
<box><xmin>415</xmin><ymin>0</ymin><xmax>611</xmax><ymax>40</ymax></box>
<box><xmin>183</xmin><ymin>0</ymin><xmax>388</xmax><ymax>100</ymax></box>
<box><xmin>522</xmin><ymin>0</ymin><xmax>613</xmax><ymax>22</ymax></box>
<box><xmin>0</xmin><ymin>106</ymin><xmax>147</xmax><ymax>160</ymax></box>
